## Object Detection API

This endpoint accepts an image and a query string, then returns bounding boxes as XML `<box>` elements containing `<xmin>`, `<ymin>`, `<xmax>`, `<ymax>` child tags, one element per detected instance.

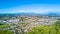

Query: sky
<box><xmin>0</xmin><ymin>0</ymin><xmax>60</xmax><ymax>14</ymax></box>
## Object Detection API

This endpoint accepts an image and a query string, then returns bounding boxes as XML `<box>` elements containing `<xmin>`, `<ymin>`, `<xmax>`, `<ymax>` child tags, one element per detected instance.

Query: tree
<box><xmin>27</xmin><ymin>20</ymin><xmax>60</xmax><ymax>34</ymax></box>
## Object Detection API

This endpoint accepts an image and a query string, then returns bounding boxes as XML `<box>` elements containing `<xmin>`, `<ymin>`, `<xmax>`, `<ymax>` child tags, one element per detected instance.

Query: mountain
<box><xmin>0</xmin><ymin>12</ymin><xmax>60</xmax><ymax>17</ymax></box>
<box><xmin>0</xmin><ymin>12</ymin><xmax>40</xmax><ymax>17</ymax></box>
<box><xmin>46</xmin><ymin>12</ymin><xmax>60</xmax><ymax>16</ymax></box>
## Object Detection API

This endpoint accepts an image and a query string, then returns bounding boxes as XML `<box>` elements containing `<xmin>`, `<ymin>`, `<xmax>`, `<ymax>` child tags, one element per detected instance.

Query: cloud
<box><xmin>20</xmin><ymin>10</ymin><xmax>24</xmax><ymax>12</ymax></box>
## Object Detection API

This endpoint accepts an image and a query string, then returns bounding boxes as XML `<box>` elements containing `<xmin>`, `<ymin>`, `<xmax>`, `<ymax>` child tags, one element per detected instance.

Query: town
<box><xmin>0</xmin><ymin>15</ymin><xmax>60</xmax><ymax>34</ymax></box>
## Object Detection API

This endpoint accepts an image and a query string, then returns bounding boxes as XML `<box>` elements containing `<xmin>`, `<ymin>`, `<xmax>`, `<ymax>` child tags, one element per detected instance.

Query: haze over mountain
<box><xmin>0</xmin><ymin>11</ymin><xmax>60</xmax><ymax>17</ymax></box>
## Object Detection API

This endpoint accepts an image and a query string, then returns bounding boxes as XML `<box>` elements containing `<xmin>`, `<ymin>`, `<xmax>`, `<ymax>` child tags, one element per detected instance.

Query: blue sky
<box><xmin>0</xmin><ymin>0</ymin><xmax>60</xmax><ymax>14</ymax></box>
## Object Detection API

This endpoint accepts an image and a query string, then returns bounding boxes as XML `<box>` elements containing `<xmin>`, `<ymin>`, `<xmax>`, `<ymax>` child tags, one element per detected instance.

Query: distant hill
<box><xmin>46</xmin><ymin>12</ymin><xmax>60</xmax><ymax>16</ymax></box>
<box><xmin>0</xmin><ymin>12</ymin><xmax>60</xmax><ymax>17</ymax></box>
<box><xmin>0</xmin><ymin>13</ymin><xmax>40</xmax><ymax>17</ymax></box>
